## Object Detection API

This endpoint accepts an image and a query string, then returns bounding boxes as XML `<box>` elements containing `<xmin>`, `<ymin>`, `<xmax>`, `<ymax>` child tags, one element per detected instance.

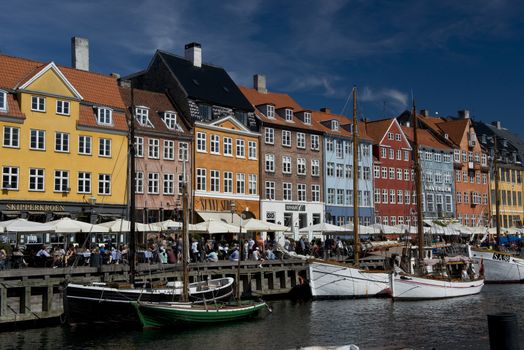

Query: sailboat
<box><xmin>471</xmin><ymin>136</ymin><xmax>524</xmax><ymax>282</ymax></box>
<box><xmin>132</xmin><ymin>161</ymin><xmax>269</xmax><ymax>328</ymax></box>
<box><xmin>63</xmin><ymin>86</ymin><xmax>234</xmax><ymax>325</ymax></box>
<box><xmin>389</xmin><ymin>101</ymin><xmax>484</xmax><ymax>299</ymax></box>
<box><xmin>308</xmin><ymin>86</ymin><xmax>391</xmax><ymax>298</ymax></box>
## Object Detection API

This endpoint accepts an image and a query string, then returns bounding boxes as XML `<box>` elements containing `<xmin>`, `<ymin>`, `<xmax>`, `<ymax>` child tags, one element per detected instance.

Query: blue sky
<box><xmin>1</xmin><ymin>0</ymin><xmax>523</xmax><ymax>134</ymax></box>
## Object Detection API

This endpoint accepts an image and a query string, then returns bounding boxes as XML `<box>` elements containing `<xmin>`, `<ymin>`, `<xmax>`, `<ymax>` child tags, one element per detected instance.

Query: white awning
<box><xmin>197</xmin><ymin>211</ymin><xmax>241</xmax><ymax>224</ymax></box>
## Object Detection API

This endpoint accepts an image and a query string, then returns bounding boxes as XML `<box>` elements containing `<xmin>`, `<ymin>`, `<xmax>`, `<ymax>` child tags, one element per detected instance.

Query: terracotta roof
<box><xmin>432</xmin><ymin>118</ymin><xmax>469</xmax><ymax>146</ymax></box>
<box><xmin>364</xmin><ymin>118</ymin><xmax>394</xmax><ymax>144</ymax></box>
<box><xmin>401</xmin><ymin>126</ymin><xmax>451</xmax><ymax>151</ymax></box>
<box><xmin>119</xmin><ymin>87</ymin><xmax>191</xmax><ymax>137</ymax></box>
<box><xmin>0</xmin><ymin>54</ymin><xmax>125</xmax><ymax>110</ymax></box>
<box><xmin>311</xmin><ymin>110</ymin><xmax>372</xmax><ymax>142</ymax></box>
<box><xmin>0</xmin><ymin>94</ymin><xmax>25</xmax><ymax>120</ymax></box>
<box><xmin>77</xmin><ymin>105</ymin><xmax>127</xmax><ymax>132</ymax></box>
<box><xmin>239</xmin><ymin>86</ymin><xmax>321</xmax><ymax>131</ymax></box>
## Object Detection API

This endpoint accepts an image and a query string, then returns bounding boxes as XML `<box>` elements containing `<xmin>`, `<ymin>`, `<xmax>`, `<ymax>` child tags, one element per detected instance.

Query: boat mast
<box><xmin>129</xmin><ymin>85</ymin><xmax>137</xmax><ymax>285</ymax></box>
<box><xmin>412</xmin><ymin>100</ymin><xmax>425</xmax><ymax>274</ymax></box>
<box><xmin>352</xmin><ymin>86</ymin><xmax>360</xmax><ymax>265</ymax></box>
<box><xmin>181</xmin><ymin>162</ymin><xmax>190</xmax><ymax>302</ymax></box>
<box><xmin>493</xmin><ymin>135</ymin><xmax>501</xmax><ymax>245</ymax></box>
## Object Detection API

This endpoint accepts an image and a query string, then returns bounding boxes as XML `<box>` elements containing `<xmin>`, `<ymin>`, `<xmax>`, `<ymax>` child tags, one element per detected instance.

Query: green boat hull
<box><xmin>133</xmin><ymin>301</ymin><xmax>269</xmax><ymax>328</ymax></box>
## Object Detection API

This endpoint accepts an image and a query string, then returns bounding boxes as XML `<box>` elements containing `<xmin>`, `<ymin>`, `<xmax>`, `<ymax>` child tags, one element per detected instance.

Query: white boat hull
<box><xmin>308</xmin><ymin>261</ymin><xmax>391</xmax><ymax>298</ymax></box>
<box><xmin>390</xmin><ymin>273</ymin><xmax>484</xmax><ymax>300</ymax></box>
<box><xmin>471</xmin><ymin>249</ymin><xmax>524</xmax><ymax>283</ymax></box>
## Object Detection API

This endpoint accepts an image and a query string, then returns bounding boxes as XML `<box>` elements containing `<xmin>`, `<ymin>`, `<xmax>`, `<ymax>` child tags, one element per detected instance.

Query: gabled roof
<box><xmin>473</xmin><ymin>120</ymin><xmax>524</xmax><ymax>163</ymax></box>
<box><xmin>119</xmin><ymin>87</ymin><xmax>190</xmax><ymax>136</ymax></box>
<box><xmin>239</xmin><ymin>86</ymin><xmax>320</xmax><ymax>131</ymax></box>
<box><xmin>17</xmin><ymin>62</ymin><xmax>83</xmax><ymax>100</ymax></box>
<box><xmin>434</xmin><ymin>118</ymin><xmax>469</xmax><ymax>146</ymax></box>
<box><xmin>401</xmin><ymin>126</ymin><xmax>452</xmax><ymax>151</ymax></box>
<box><xmin>311</xmin><ymin>110</ymin><xmax>372</xmax><ymax>142</ymax></box>
<box><xmin>0</xmin><ymin>54</ymin><xmax>125</xmax><ymax>110</ymax></box>
<box><xmin>364</xmin><ymin>118</ymin><xmax>394</xmax><ymax>144</ymax></box>
<box><xmin>156</xmin><ymin>51</ymin><xmax>253</xmax><ymax>112</ymax></box>
<box><xmin>195</xmin><ymin>115</ymin><xmax>259</xmax><ymax>136</ymax></box>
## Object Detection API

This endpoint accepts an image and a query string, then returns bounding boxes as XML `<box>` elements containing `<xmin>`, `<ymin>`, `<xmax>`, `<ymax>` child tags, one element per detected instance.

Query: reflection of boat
<box><xmin>308</xmin><ymin>87</ymin><xmax>391</xmax><ymax>299</ymax></box>
<box><xmin>133</xmin><ymin>300</ymin><xmax>269</xmax><ymax>328</ymax></box>
<box><xmin>390</xmin><ymin>101</ymin><xmax>484</xmax><ymax>300</ymax></box>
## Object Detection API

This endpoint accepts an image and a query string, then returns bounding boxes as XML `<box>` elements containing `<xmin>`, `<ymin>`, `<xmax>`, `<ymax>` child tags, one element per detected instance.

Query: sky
<box><xmin>1</xmin><ymin>0</ymin><xmax>524</xmax><ymax>135</ymax></box>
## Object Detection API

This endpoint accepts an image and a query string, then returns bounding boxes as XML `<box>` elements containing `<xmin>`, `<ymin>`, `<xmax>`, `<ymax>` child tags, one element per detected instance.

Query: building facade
<box><xmin>314</xmin><ymin>111</ymin><xmax>374</xmax><ymax>226</ymax></box>
<box><xmin>240</xmin><ymin>76</ymin><xmax>324</xmax><ymax>235</ymax></box>
<box><xmin>119</xmin><ymin>87</ymin><xmax>193</xmax><ymax>224</ymax></box>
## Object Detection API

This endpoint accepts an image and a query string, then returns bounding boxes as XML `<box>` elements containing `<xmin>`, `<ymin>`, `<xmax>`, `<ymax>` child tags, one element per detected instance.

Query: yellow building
<box><xmin>491</xmin><ymin>166</ymin><xmax>524</xmax><ymax>228</ymax></box>
<box><xmin>0</xmin><ymin>55</ymin><xmax>128</xmax><ymax>224</ymax></box>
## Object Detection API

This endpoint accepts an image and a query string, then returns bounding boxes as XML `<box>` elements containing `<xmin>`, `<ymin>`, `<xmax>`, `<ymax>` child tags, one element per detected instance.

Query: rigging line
<box><xmin>339</xmin><ymin>86</ymin><xmax>355</xmax><ymax>117</ymax></box>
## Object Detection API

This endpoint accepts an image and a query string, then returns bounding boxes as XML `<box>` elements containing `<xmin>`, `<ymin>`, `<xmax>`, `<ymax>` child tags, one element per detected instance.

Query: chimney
<box><xmin>253</xmin><ymin>74</ymin><xmax>267</xmax><ymax>93</ymax></box>
<box><xmin>458</xmin><ymin>109</ymin><xmax>470</xmax><ymax>119</ymax></box>
<box><xmin>118</xmin><ymin>79</ymin><xmax>131</xmax><ymax>88</ymax></box>
<box><xmin>185</xmin><ymin>42</ymin><xmax>202</xmax><ymax>68</ymax></box>
<box><xmin>405</xmin><ymin>121</ymin><xmax>411</xmax><ymax>128</ymax></box>
<box><xmin>110</xmin><ymin>73</ymin><xmax>120</xmax><ymax>79</ymax></box>
<box><xmin>320</xmin><ymin>107</ymin><xmax>331</xmax><ymax>113</ymax></box>
<box><xmin>491</xmin><ymin>121</ymin><xmax>502</xmax><ymax>129</ymax></box>
<box><xmin>71</xmin><ymin>37</ymin><xmax>89</xmax><ymax>71</ymax></box>
<box><xmin>420</xmin><ymin>109</ymin><xmax>429</xmax><ymax>117</ymax></box>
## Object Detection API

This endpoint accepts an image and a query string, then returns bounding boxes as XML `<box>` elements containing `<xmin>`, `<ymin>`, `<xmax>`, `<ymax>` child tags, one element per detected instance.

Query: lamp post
<box><xmin>230</xmin><ymin>201</ymin><xmax>236</xmax><ymax>224</ymax></box>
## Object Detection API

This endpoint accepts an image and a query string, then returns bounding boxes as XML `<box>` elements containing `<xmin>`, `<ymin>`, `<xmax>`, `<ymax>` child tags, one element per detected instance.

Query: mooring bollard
<box><xmin>488</xmin><ymin>312</ymin><xmax>520</xmax><ymax>350</ymax></box>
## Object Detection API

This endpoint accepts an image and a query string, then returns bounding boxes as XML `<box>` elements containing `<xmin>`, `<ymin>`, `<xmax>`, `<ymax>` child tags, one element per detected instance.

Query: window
<box><xmin>345</xmin><ymin>165</ymin><xmax>352</xmax><ymax>178</ymax></box>
<box><xmin>99</xmin><ymin>138</ymin><xmax>112</xmax><ymax>157</ymax></box>
<box><xmin>298</xmin><ymin>184</ymin><xmax>307</xmax><ymax>201</ymax></box>
<box><xmin>196</xmin><ymin>169</ymin><xmax>206</xmax><ymax>191</ymax></box>
<box><xmin>390</xmin><ymin>189</ymin><xmax>396</xmax><ymax>204</ymax></box>
<box><xmin>55</xmin><ymin>132</ymin><xmax>69</xmax><ymax>152</ymax></box>
<box><xmin>210</xmin><ymin>134</ymin><xmax>220</xmax><ymax>154</ymax></box>
<box><xmin>265</xmin><ymin>181</ymin><xmax>275</xmax><ymax>200</ymax></box>
<box><xmin>3</xmin><ymin>166</ymin><xmax>19</xmax><ymax>190</ymax></box>
<box><xmin>454</xmin><ymin>149</ymin><xmax>461</xmax><ymax>162</ymax></box>
<box><xmin>389</xmin><ymin>167</ymin><xmax>395</xmax><ymax>179</ymax></box>
<box><xmin>445</xmin><ymin>195</ymin><xmax>452</xmax><ymax>212</ymax></box>
<box><xmin>54</xmin><ymin>170</ymin><xmax>69</xmax><ymax>193</ymax></box>
<box><xmin>164</xmin><ymin>140</ymin><xmax>175</xmax><ymax>160</ymax></box>
<box><xmin>236</xmin><ymin>173</ymin><xmax>245</xmax><ymax>194</ymax></box>
<box><xmin>456</xmin><ymin>192</ymin><xmax>462</xmax><ymax>203</ymax></box>
<box><xmin>389</xmin><ymin>148</ymin><xmax>394</xmax><ymax>159</ymax></box>
<box><xmin>96</xmin><ymin>107</ymin><xmax>112</xmax><ymax>125</ymax></box>
<box><xmin>388</xmin><ymin>132</ymin><xmax>394</xmax><ymax>140</ymax></box>
<box><xmin>210</xmin><ymin>170</ymin><xmax>220</xmax><ymax>192</ymax></box>
<box><xmin>304</xmin><ymin>112</ymin><xmax>311</xmax><ymax>124</ymax></box>
<box><xmin>382</xmin><ymin>189</ymin><xmax>388</xmax><ymax>204</ymax></box>
<box><xmin>397</xmin><ymin>190</ymin><xmax>403</xmax><ymax>204</ymax></box>
<box><xmin>297</xmin><ymin>133</ymin><xmax>306</xmax><ymax>149</ymax></box>
<box><xmin>282</xmin><ymin>130</ymin><xmax>291</xmax><ymax>147</ymax></box>
<box><xmin>335</xmin><ymin>164</ymin><xmax>343</xmax><ymax>178</ymax></box>
<box><xmin>404</xmin><ymin>150</ymin><xmax>409</xmax><ymax>161</ymax></box>
<box><xmin>29</xmin><ymin>129</ymin><xmax>46</xmax><ymax>150</ymax></box>
<box><xmin>335</xmin><ymin>140</ymin><xmax>343</xmax><ymax>158</ymax></box>
<box><xmin>482</xmin><ymin>173</ymin><xmax>487</xmax><ymax>184</ymax></box>
<box><xmin>29</xmin><ymin>168</ymin><xmax>45</xmax><ymax>191</ymax></box>
<box><xmin>266</xmin><ymin>105</ymin><xmax>275</xmax><ymax>118</ymax></box>
<box><xmin>297</xmin><ymin>158</ymin><xmax>306</xmax><ymax>175</ymax></box>
<box><xmin>311</xmin><ymin>135</ymin><xmax>320</xmax><ymax>150</ymax></box>
<box><xmin>395</xmin><ymin>134</ymin><xmax>401</xmax><ymax>141</ymax></box>
<box><xmin>236</xmin><ymin>139</ymin><xmax>245</xmax><ymax>158</ymax></box>
<box><xmin>248</xmin><ymin>174</ymin><xmax>257</xmax><ymax>195</ymax></box>
<box><xmin>248</xmin><ymin>141</ymin><xmax>257</xmax><ymax>159</ymax></box>
<box><xmin>434</xmin><ymin>153</ymin><xmax>442</xmax><ymax>162</ymax></box>
<box><xmin>481</xmin><ymin>154</ymin><xmax>487</xmax><ymax>166</ymax></box>
<box><xmin>282</xmin><ymin>156</ymin><xmax>292</xmax><ymax>174</ymax></box>
<box><xmin>3</xmin><ymin>126</ymin><xmax>19</xmax><ymax>148</ymax></box>
<box><xmin>223</xmin><ymin>137</ymin><xmax>232</xmax><ymax>156</ymax></box>
<box><xmin>0</xmin><ymin>91</ymin><xmax>6</xmax><ymax>111</ymax></box>
<box><xmin>145</xmin><ymin>138</ymin><xmax>158</xmax><ymax>159</ymax></box>
<box><xmin>311</xmin><ymin>159</ymin><xmax>320</xmax><ymax>176</ymax></box>
<box><xmin>397</xmin><ymin>149</ymin><xmax>402</xmax><ymax>160</ymax></box>
<box><xmin>135</xmin><ymin>172</ymin><xmax>144</xmax><ymax>193</ymax></box>
<box><xmin>135</xmin><ymin>137</ymin><xmax>144</xmax><ymax>157</ymax></box>
<box><xmin>98</xmin><ymin>174</ymin><xmax>111</xmax><ymax>195</ymax></box>
<box><xmin>224</xmin><ymin>172</ymin><xmax>233</xmax><ymax>193</ymax></box>
<box><xmin>283</xmin><ymin>183</ymin><xmax>292</xmax><ymax>201</ymax></box>
<box><xmin>396</xmin><ymin>168</ymin><xmax>402</xmax><ymax>180</ymax></box>
<box><xmin>404</xmin><ymin>169</ymin><xmax>410</xmax><ymax>181</ymax></box>
<box><xmin>331</xmin><ymin>120</ymin><xmax>339</xmax><ymax>131</ymax></box>
<box><xmin>326</xmin><ymin>139</ymin><xmax>333</xmax><ymax>152</ymax></box>
<box><xmin>197</xmin><ymin>132</ymin><xmax>206</xmax><ymax>152</ymax></box>
<box><xmin>462</xmin><ymin>151</ymin><xmax>467</xmax><ymax>162</ymax></box>
<box><xmin>381</xmin><ymin>167</ymin><xmax>387</xmax><ymax>179</ymax></box>
<box><xmin>78</xmin><ymin>172</ymin><xmax>91</xmax><ymax>193</ymax></box>
<box><xmin>265</xmin><ymin>128</ymin><xmax>274</xmax><ymax>144</ymax></box>
<box><xmin>31</xmin><ymin>96</ymin><xmax>45</xmax><ymax>112</ymax></box>
<box><xmin>78</xmin><ymin>135</ymin><xmax>91</xmax><ymax>155</ymax></box>
<box><xmin>336</xmin><ymin>189</ymin><xmax>344</xmax><ymax>205</ymax></box>
<box><xmin>390</xmin><ymin>216</ymin><xmax>396</xmax><ymax>226</ymax></box>
<box><xmin>178</xmin><ymin>142</ymin><xmax>188</xmax><ymax>161</ymax></box>
<box><xmin>327</xmin><ymin>162</ymin><xmax>334</xmax><ymax>177</ymax></box>
<box><xmin>285</xmin><ymin>108</ymin><xmax>293</xmax><ymax>121</ymax></box>
<box><xmin>163</xmin><ymin>173</ymin><xmax>175</xmax><ymax>195</ymax></box>
<box><xmin>374</xmin><ymin>166</ymin><xmax>380</xmax><ymax>178</ymax></box>
<box><xmin>405</xmin><ymin>190</ymin><xmax>410</xmax><ymax>204</ymax></box>
<box><xmin>312</xmin><ymin>185</ymin><xmax>320</xmax><ymax>202</ymax></box>
<box><xmin>162</xmin><ymin>112</ymin><xmax>178</xmax><ymax>129</ymax></box>
<box><xmin>148</xmin><ymin>173</ymin><xmax>159</xmax><ymax>194</ymax></box>
<box><xmin>381</xmin><ymin>147</ymin><xmax>387</xmax><ymax>159</ymax></box>
<box><xmin>374</xmin><ymin>189</ymin><xmax>381</xmax><ymax>203</ymax></box>
<box><xmin>54</xmin><ymin>100</ymin><xmax>71</xmax><ymax>116</ymax></box>
<box><xmin>265</xmin><ymin>154</ymin><xmax>275</xmax><ymax>172</ymax></box>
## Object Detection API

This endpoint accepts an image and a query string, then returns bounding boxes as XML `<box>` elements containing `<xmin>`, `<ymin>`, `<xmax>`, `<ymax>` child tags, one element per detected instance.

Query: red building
<box><xmin>366</xmin><ymin>118</ymin><xmax>416</xmax><ymax>226</ymax></box>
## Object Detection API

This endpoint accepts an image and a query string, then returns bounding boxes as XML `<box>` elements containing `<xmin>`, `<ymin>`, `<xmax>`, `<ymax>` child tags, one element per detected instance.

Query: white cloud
<box><xmin>360</xmin><ymin>87</ymin><xmax>409</xmax><ymax>110</ymax></box>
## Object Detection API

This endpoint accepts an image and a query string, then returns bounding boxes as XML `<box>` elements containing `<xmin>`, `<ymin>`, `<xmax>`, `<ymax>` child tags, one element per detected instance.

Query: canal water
<box><xmin>0</xmin><ymin>284</ymin><xmax>522</xmax><ymax>350</ymax></box>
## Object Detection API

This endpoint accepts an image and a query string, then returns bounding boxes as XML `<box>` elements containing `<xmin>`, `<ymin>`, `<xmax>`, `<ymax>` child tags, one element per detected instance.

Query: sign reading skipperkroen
<box><xmin>5</xmin><ymin>203</ymin><xmax>65</xmax><ymax>211</ymax></box>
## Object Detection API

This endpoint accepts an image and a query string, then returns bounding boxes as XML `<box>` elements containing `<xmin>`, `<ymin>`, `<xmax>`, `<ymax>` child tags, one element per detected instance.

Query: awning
<box><xmin>197</xmin><ymin>211</ymin><xmax>242</xmax><ymax>224</ymax></box>
<box><xmin>1</xmin><ymin>210</ymin><xmax>20</xmax><ymax>216</ymax></box>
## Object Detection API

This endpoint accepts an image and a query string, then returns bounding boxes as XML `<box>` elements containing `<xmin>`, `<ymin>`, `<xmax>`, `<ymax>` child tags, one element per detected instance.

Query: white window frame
<box><xmin>282</xmin><ymin>130</ymin><xmax>291</xmax><ymax>147</ymax></box>
<box><xmin>55</xmin><ymin>132</ymin><xmax>70</xmax><ymax>153</ymax></box>
<box><xmin>96</xmin><ymin>107</ymin><xmax>112</xmax><ymax>125</ymax></box>
<box><xmin>236</xmin><ymin>139</ymin><xmax>245</xmax><ymax>158</ymax></box>
<box><xmin>265</xmin><ymin>154</ymin><xmax>275</xmax><ymax>172</ymax></box>
<box><xmin>265</xmin><ymin>181</ymin><xmax>275</xmax><ymax>200</ymax></box>
<box><xmin>248</xmin><ymin>174</ymin><xmax>257</xmax><ymax>195</ymax></box>
<box><xmin>3</xmin><ymin>126</ymin><xmax>20</xmax><ymax>148</ymax></box>
<box><xmin>297</xmin><ymin>133</ymin><xmax>306</xmax><ymax>149</ymax></box>
<box><xmin>135</xmin><ymin>171</ymin><xmax>144</xmax><ymax>194</ymax></box>
<box><xmin>283</xmin><ymin>182</ymin><xmax>292</xmax><ymax>201</ymax></box>
<box><xmin>210</xmin><ymin>170</ymin><xmax>220</xmax><ymax>192</ymax></box>
<box><xmin>135</xmin><ymin>137</ymin><xmax>144</xmax><ymax>157</ymax></box>
<box><xmin>135</xmin><ymin>106</ymin><xmax>153</xmax><ymax>127</ymax></box>
<box><xmin>196</xmin><ymin>132</ymin><xmax>207</xmax><ymax>152</ymax></box>
<box><xmin>162</xmin><ymin>111</ymin><xmax>178</xmax><ymax>130</ymax></box>
<box><xmin>28</xmin><ymin>168</ymin><xmax>45</xmax><ymax>192</ymax></box>
<box><xmin>56</xmin><ymin>100</ymin><xmax>70</xmax><ymax>116</ymax></box>
<box><xmin>78</xmin><ymin>172</ymin><xmax>91</xmax><ymax>194</ymax></box>
<box><xmin>99</xmin><ymin>138</ymin><xmax>112</xmax><ymax>157</ymax></box>
<box><xmin>311</xmin><ymin>160</ymin><xmax>320</xmax><ymax>177</ymax></box>
<box><xmin>31</xmin><ymin>96</ymin><xmax>45</xmax><ymax>112</ymax></box>
<box><xmin>178</xmin><ymin>142</ymin><xmax>189</xmax><ymax>161</ymax></box>
<box><xmin>285</xmin><ymin>108</ymin><xmax>293</xmax><ymax>121</ymax></box>
<box><xmin>147</xmin><ymin>172</ymin><xmax>160</xmax><ymax>194</ymax></box>
<box><xmin>210</xmin><ymin>134</ymin><xmax>220</xmax><ymax>155</ymax></box>
<box><xmin>224</xmin><ymin>171</ymin><xmax>233</xmax><ymax>193</ymax></box>
<box><xmin>148</xmin><ymin>138</ymin><xmax>159</xmax><ymax>159</ymax></box>
<box><xmin>2</xmin><ymin>166</ymin><xmax>19</xmax><ymax>190</ymax></box>
<box><xmin>311</xmin><ymin>135</ymin><xmax>320</xmax><ymax>150</ymax></box>
<box><xmin>282</xmin><ymin>156</ymin><xmax>292</xmax><ymax>174</ymax></box>
<box><xmin>265</xmin><ymin>128</ymin><xmax>274</xmax><ymax>144</ymax></box>
<box><xmin>223</xmin><ymin>137</ymin><xmax>233</xmax><ymax>156</ymax></box>
<box><xmin>163</xmin><ymin>140</ymin><xmax>175</xmax><ymax>160</ymax></box>
<box><xmin>297</xmin><ymin>184</ymin><xmax>306</xmax><ymax>202</ymax></box>
<box><xmin>196</xmin><ymin>168</ymin><xmax>206</xmax><ymax>191</ymax></box>
<box><xmin>78</xmin><ymin>135</ymin><xmax>92</xmax><ymax>155</ymax></box>
<box><xmin>304</xmin><ymin>112</ymin><xmax>311</xmax><ymax>125</ymax></box>
<box><xmin>163</xmin><ymin>173</ymin><xmax>175</xmax><ymax>195</ymax></box>
<box><xmin>98</xmin><ymin>174</ymin><xmax>111</xmax><ymax>195</ymax></box>
<box><xmin>54</xmin><ymin>170</ymin><xmax>69</xmax><ymax>193</ymax></box>
<box><xmin>248</xmin><ymin>141</ymin><xmax>257</xmax><ymax>160</ymax></box>
<box><xmin>311</xmin><ymin>184</ymin><xmax>320</xmax><ymax>202</ymax></box>
<box><xmin>236</xmin><ymin>173</ymin><xmax>245</xmax><ymax>194</ymax></box>
<box><xmin>266</xmin><ymin>105</ymin><xmax>275</xmax><ymax>118</ymax></box>
<box><xmin>0</xmin><ymin>91</ymin><xmax>6</xmax><ymax>112</ymax></box>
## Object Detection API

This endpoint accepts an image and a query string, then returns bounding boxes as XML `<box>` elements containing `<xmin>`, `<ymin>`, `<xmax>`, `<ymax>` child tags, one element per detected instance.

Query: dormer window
<box><xmin>267</xmin><ymin>105</ymin><xmax>275</xmax><ymax>118</ymax></box>
<box><xmin>303</xmin><ymin>112</ymin><xmax>311</xmax><ymax>125</ymax></box>
<box><xmin>162</xmin><ymin>111</ymin><xmax>179</xmax><ymax>130</ymax></box>
<box><xmin>331</xmin><ymin>120</ymin><xmax>339</xmax><ymax>131</ymax></box>
<box><xmin>0</xmin><ymin>91</ymin><xmax>6</xmax><ymax>112</ymax></box>
<box><xmin>96</xmin><ymin>107</ymin><xmax>112</xmax><ymax>125</ymax></box>
<box><xmin>135</xmin><ymin>107</ymin><xmax>152</xmax><ymax>127</ymax></box>
<box><xmin>199</xmin><ymin>104</ymin><xmax>212</xmax><ymax>121</ymax></box>
<box><xmin>285</xmin><ymin>109</ymin><xmax>293</xmax><ymax>122</ymax></box>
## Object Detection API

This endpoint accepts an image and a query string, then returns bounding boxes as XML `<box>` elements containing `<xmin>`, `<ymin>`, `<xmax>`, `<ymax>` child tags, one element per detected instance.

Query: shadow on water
<box><xmin>0</xmin><ymin>284</ymin><xmax>523</xmax><ymax>349</ymax></box>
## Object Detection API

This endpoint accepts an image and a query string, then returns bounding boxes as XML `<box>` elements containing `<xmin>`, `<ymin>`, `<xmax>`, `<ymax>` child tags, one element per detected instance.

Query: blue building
<box><xmin>313</xmin><ymin>110</ymin><xmax>374</xmax><ymax>226</ymax></box>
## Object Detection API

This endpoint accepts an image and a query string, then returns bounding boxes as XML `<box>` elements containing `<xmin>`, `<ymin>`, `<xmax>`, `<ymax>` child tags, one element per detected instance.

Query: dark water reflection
<box><xmin>0</xmin><ymin>284</ymin><xmax>523</xmax><ymax>350</ymax></box>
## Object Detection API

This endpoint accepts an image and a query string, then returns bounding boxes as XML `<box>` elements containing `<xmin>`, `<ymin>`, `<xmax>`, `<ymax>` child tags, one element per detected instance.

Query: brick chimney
<box><xmin>420</xmin><ymin>109</ymin><xmax>429</xmax><ymax>117</ymax></box>
<box><xmin>253</xmin><ymin>74</ymin><xmax>267</xmax><ymax>93</ymax></box>
<box><xmin>458</xmin><ymin>109</ymin><xmax>470</xmax><ymax>119</ymax></box>
<box><xmin>185</xmin><ymin>42</ymin><xmax>202</xmax><ymax>68</ymax></box>
<box><xmin>491</xmin><ymin>121</ymin><xmax>502</xmax><ymax>130</ymax></box>
<box><xmin>320</xmin><ymin>107</ymin><xmax>331</xmax><ymax>113</ymax></box>
<box><xmin>71</xmin><ymin>37</ymin><xmax>89</xmax><ymax>71</ymax></box>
